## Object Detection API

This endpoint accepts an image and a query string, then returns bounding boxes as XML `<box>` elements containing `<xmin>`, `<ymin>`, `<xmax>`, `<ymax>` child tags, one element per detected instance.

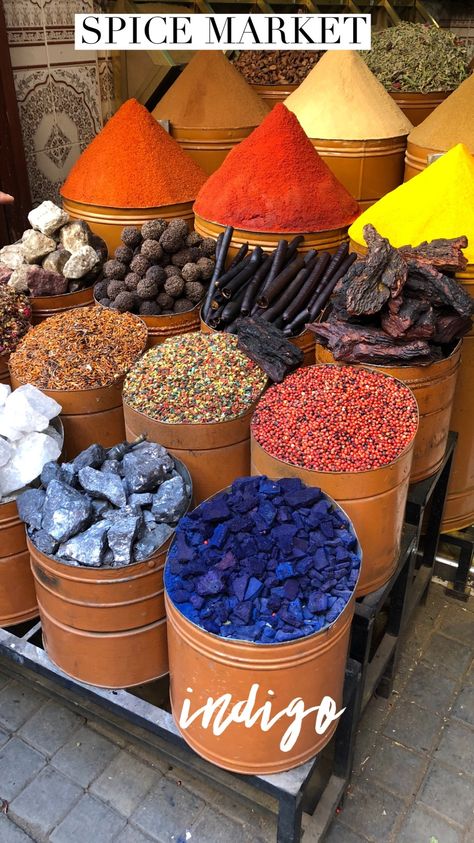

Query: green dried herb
<box><xmin>364</xmin><ymin>23</ymin><xmax>470</xmax><ymax>93</ymax></box>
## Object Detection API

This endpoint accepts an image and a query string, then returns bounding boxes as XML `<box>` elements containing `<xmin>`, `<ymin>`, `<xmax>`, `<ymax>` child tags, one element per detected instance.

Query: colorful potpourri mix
<box><xmin>9</xmin><ymin>307</ymin><xmax>147</xmax><ymax>391</ymax></box>
<box><xmin>165</xmin><ymin>475</ymin><xmax>361</xmax><ymax>643</ymax></box>
<box><xmin>251</xmin><ymin>366</ymin><xmax>419</xmax><ymax>473</ymax></box>
<box><xmin>123</xmin><ymin>333</ymin><xmax>267</xmax><ymax>424</ymax></box>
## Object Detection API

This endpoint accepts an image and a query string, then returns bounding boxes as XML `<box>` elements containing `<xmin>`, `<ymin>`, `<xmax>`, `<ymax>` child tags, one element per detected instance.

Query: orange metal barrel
<box><xmin>62</xmin><ymin>197</ymin><xmax>195</xmax><ymax>255</ymax></box>
<box><xmin>250</xmin><ymin>83</ymin><xmax>298</xmax><ymax>104</ymax></box>
<box><xmin>389</xmin><ymin>90</ymin><xmax>451</xmax><ymax>126</ymax></box>
<box><xmin>0</xmin><ymin>499</ymin><xmax>38</xmax><ymax>626</ymax></box>
<box><xmin>404</xmin><ymin>140</ymin><xmax>443</xmax><ymax>181</ymax></box>
<box><xmin>124</xmin><ymin>400</ymin><xmax>260</xmax><ymax>504</ymax></box>
<box><xmin>311</xmin><ymin>136</ymin><xmax>407</xmax><ymax>211</ymax></box>
<box><xmin>0</xmin><ymin>353</ymin><xmax>10</xmax><ymax>387</ymax></box>
<box><xmin>194</xmin><ymin>213</ymin><xmax>348</xmax><ymax>262</ymax></box>
<box><xmin>315</xmin><ymin>344</ymin><xmax>460</xmax><ymax>484</ymax></box>
<box><xmin>170</xmin><ymin>126</ymin><xmax>258</xmax><ymax>176</ymax></box>
<box><xmin>442</xmin><ymin>264</ymin><xmax>474</xmax><ymax>531</ymax></box>
<box><xmin>30</xmin><ymin>286</ymin><xmax>95</xmax><ymax>325</ymax></box>
<box><xmin>165</xmin><ymin>588</ymin><xmax>355</xmax><ymax>774</ymax></box>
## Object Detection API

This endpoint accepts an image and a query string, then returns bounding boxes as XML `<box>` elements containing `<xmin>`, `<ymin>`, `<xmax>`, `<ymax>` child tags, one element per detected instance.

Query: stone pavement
<box><xmin>0</xmin><ymin>582</ymin><xmax>473</xmax><ymax>843</ymax></box>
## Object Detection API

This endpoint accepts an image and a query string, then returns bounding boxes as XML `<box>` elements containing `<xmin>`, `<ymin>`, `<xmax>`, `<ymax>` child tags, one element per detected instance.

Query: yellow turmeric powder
<box><xmin>349</xmin><ymin>143</ymin><xmax>474</xmax><ymax>263</ymax></box>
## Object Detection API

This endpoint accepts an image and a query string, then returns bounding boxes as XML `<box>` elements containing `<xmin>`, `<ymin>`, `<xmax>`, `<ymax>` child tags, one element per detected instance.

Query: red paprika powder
<box><xmin>61</xmin><ymin>99</ymin><xmax>207</xmax><ymax>209</ymax></box>
<box><xmin>194</xmin><ymin>104</ymin><xmax>360</xmax><ymax>233</ymax></box>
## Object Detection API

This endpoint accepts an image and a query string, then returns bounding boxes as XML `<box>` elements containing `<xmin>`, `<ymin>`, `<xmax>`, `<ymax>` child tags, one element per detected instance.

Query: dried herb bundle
<box><xmin>364</xmin><ymin>23</ymin><xmax>470</xmax><ymax>93</ymax></box>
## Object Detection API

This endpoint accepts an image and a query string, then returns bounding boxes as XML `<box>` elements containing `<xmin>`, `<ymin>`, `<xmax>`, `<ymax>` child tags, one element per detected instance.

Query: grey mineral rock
<box><xmin>21</xmin><ymin>229</ymin><xmax>57</xmax><ymax>263</ymax></box>
<box><xmin>151</xmin><ymin>475</ymin><xmax>187</xmax><ymax>523</ymax></box>
<box><xmin>128</xmin><ymin>492</ymin><xmax>153</xmax><ymax>507</ymax></box>
<box><xmin>73</xmin><ymin>444</ymin><xmax>106</xmax><ymax>471</ymax></box>
<box><xmin>78</xmin><ymin>466</ymin><xmax>126</xmax><ymax>508</ymax></box>
<box><xmin>42</xmin><ymin>248</ymin><xmax>71</xmax><ymax>275</ymax></box>
<box><xmin>17</xmin><ymin>488</ymin><xmax>46</xmax><ymax>530</ymax></box>
<box><xmin>134</xmin><ymin>523</ymin><xmax>173</xmax><ymax>561</ymax></box>
<box><xmin>59</xmin><ymin>219</ymin><xmax>92</xmax><ymax>252</ymax></box>
<box><xmin>30</xmin><ymin>529</ymin><xmax>59</xmax><ymax>557</ymax></box>
<box><xmin>108</xmin><ymin>515</ymin><xmax>141</xmax><ymax>566</ymax></box>
<box><xmin>42</xmin><ymin>480</ymin><xmax>93</xmax><ymax>542</ymax></box>
<box><xmin>58</xmin><ymin>521</ymin><xmax>109</xmax><ymax>567</ymax></box>
<box><xmin>63</xmin><ymin>245</ymin><xmax>100</xmax><ymax>279</ymax></box>
<box><xmin>122</xmin><ymin>441</ymin><xmax>173</xmax><ymax>493</ymax></box>
<box><xmin>28</xmin><ymin>201</ymin><xmax>69</xmax><ymax>236</ymax></box>
<box><xmin>100</xmin><ymin>459</ymin><xmax>122</xmax><ymax>476</ymax></box>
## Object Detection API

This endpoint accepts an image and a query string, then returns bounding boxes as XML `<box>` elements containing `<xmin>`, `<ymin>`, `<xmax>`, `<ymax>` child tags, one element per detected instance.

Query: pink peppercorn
<box><xmin>251</xmin><ymin>365</ymin><xmax>418</xmax><ymax>473</ymax></box>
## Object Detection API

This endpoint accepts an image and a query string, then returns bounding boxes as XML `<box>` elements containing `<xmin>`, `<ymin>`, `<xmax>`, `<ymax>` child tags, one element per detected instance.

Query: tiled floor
<box><xmin>0</xmin><ymin>582</ymin><xmax>472</xmax><ymax>843</ymax></box>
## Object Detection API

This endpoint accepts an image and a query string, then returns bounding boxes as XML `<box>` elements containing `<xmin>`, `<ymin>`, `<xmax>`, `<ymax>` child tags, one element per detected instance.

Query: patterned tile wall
<box><xmin>4</xmin><ymin>0</ymin><xmax>121</xmax><ymax>205</ymax></box>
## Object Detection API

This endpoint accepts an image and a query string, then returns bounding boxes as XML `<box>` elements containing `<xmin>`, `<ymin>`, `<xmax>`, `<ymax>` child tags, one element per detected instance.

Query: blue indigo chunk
<box><xmin>165</xmin><ymin>476</ymin><xmax>361</xmax><ymax>644</ymax></box>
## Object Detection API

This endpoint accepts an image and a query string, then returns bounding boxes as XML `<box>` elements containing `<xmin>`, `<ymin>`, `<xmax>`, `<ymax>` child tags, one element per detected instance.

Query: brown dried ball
<box><xmin>157</xmin><ymin>292</ymin><xmax>174</xmax><ymax>310</ymax></box>
<box><xmin>137</xmin><ymin>278</ymin><xmax>159</xmax><ymax>300</ymax></box>
<box><xmin>159</xmin><ymin>219</ymin><xmax>188</xmax><ymax>253</ymax></box>
<box><xmin>121</xmin><ymin>226</ymin><xmax>142</xmax><ymax>248</ymax></box>
<box><xmin>164</xmin><ymin>264</ymin><xmax>180</xmax><ymax>278</ymax></box>
<box><xmin>173</xmin><ymin>298</ymin><xmax>194</xmax><ymax>313</ymax></box>
<box><xmin>181</xmin><ymin>263</ymin><xmax>201</xmax><ymax>284</ymax></box>
<box><xmin>186</xmin><ymin>231</ymin><xmax>203</xmax><ymax>248</ymax></box>
<box><xmin>164</xmin><ymin>275</ymin><xmax>185</xmax><ymax>298</ymax></box>
<box><xmin>103</xmin><ymin>259</ymin><xmax>127</xmax><ymax>279</ymax></box>
<box><xmin>171</xmin><ymin>247</ymin><xmax>200</xmax><ymax>268</ymax></box>
<box><xmin>94</xmin><ymin>279</ymin><xmax>109</xmax><ymax>301</ymax></box>
<box><xmin>107</xmin><ymin>278</ymin><xmax>126</xmax><ymax>300</ymax></box>
<box><xmin>185</xmin><ymin>281</ymin><xmax>205</xmax><ymax>304</ymax></box>
<box><xmin>130</xmin><ymin>255</ymin><xmax>150</xmax><ymax>277</ymax></box>
<box><xmin>146</xmin><ymin>265</ymin><xmax>166</xmax><ymax>286</ymax></box>
<box><xmin>200</xmin><ymin>237</ymin><xmax>217</xmax><ymax>257</ymax></box>
<box><xmin>139</xmin><ymin>300</ymin><xmax>161</xmax><ymax>316</ymax></box>
<box><xmin>114</xmin><ymin>291</ymin><xmax>137</xmax><ymax>313</ymax></box>
<box><xmin>196</xmin><ymin>257</ymin><xmax>215</xmax><ymax>280</ymax></box>
<box><xmin>141</xmin><ymin>239</ymin><xmax>164</xmax><ymax>262</ymax></box>
<box><xmin>141</xmin><ymin>219</ymin><xmax>167</xmax><ymax>240</ymax></box>
<box><xmin>114</xmin><ymin>245</ymin><xmax>133</xmax><ymax>264</ymax></box>
<box><xmin>124</xmin><ymin>272</ymin><xmax>140</xmax><ymax>291</ymax></box>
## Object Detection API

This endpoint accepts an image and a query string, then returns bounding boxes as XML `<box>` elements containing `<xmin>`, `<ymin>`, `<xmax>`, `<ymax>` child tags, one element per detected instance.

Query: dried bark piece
<box><xmin>382</xmin><ymin>297</ymin><xmax>435</xmax><ymax>338</ymax></box>
<box><xmin>342</xmin><ymin>225</ymin><xmax>407</xmax><ymax>316</ymax></box>
<box><xmin>405</xmin><ymin>263</ymin><xmax>473</xmax><ymax>318</ymax></box>
<box><xmin>309</xmin><ymin>320</ymin><xmax>436</xmax><ymax>365</ymax></box>
<box><xmin>399</xmin><ymin>236</ymin><xmax>468</xmax><ymax>272</ymax></box>
<box><xmin>433</xmin><ymin>312</ymin><xmax>473</xmax><ymax>344</ymax></box>
<box><xmin>234</xmin><ymin>316</ymin><xmax>303</xmax><ymax>382</ymax></box>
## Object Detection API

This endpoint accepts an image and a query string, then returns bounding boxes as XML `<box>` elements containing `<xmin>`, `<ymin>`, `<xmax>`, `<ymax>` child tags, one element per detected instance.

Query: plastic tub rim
<box><xmin>250</xmin><ymin>363</ymin><xmax>419</xmax><ymax>477</ymax></box>
<box><xmin>164</xmin><ymin>481</ymin><xmax>362</xmax><ymax>647</ymax></box>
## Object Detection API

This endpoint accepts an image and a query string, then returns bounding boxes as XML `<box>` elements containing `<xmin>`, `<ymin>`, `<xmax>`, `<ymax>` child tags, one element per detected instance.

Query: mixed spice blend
<box><xmin>123</xmin><ymin>333</ymin><xmax>267</xmax><ymax>424</ymax></box>
<box><xmin>251</xmin><ymin>366</ymin><xmax>418</xmax><ymax>473</ymax></box>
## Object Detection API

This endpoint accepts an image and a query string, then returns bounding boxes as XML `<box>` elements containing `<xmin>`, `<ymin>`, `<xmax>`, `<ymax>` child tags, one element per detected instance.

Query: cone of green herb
<box><xmin>364</xmin><ymin>23</ymin><xmax>470</xmax><ymax>93</ymax></box>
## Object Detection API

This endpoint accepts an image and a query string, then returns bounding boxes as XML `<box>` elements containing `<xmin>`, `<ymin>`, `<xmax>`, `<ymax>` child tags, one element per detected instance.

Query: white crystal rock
<box><xmin>0</xmin><ymin>438</ymin><xmax>13</xmax><ymax>468</ymax></box>
<box><xmin>8</xmin><ymin>264</ymin><xmax>36</xmax><ymax>293</ymax></box>
<box><xmin>21</xmin><ymin>229</ymin><xmax>57</xmax><ymax>264</ymax></box>
<box><xmin>0</xmin><ymin>385</ymin><xmax>62</xmax><ymax>441</ymax></box>
<box><xmin>0</xmin><ymin>244</ymin><xmax>25</xmax><ymax>270</ymax></box>
<box><xmin>0</xmin><ymin>384</ymin><xmax>11</xmax><ymax>407</ymax></box>
<box><xmin>0</xmin><ymin>432</ymin><xmax>60</xmax><ymax>497</ymax></box>
<box><xmin>28</xmin><ymin>201</ymin><xmax>69</xmax><ymax>236</ymax></box>
<box><xmin>63</xmin><ymin>245</ymin><xmax>99</xmax><ymax>279</ymax></box>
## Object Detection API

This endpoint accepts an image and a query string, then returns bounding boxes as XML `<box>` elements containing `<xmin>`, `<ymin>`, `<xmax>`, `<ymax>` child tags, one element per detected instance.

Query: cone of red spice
<box><xmin>60</xmin><ymin>98</ymin><xmax>207</xmax><ymax>209</ymax></box>
<box><xmin>194</xmin><ymin>104</ymin><xmax>360</xmax><ymax>233</ymax></box>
